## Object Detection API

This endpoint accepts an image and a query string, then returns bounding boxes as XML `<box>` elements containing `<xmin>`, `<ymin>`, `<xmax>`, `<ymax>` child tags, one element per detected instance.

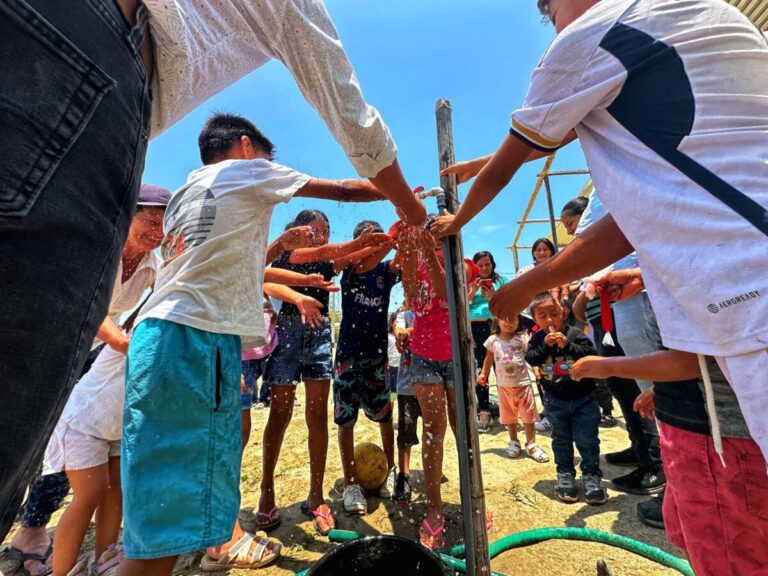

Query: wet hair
<box><xmin>353</xmin><ymin>220</ymin><xmax>383</xmax><ymax>239</ymax></box>
<box><xmin>472</xmin><ymin>251</ymin><xmax>502</xmax><ymax>283</ymax></box>
<box><xmin>286</xmin><ymin>209</ymin><xmax>329</xmax><ymax>231</ymax></box>
<box><xmin>561</xmin><ymin>196</ymin><xmax>589</xmax><ymax>218</ymax></box>
<box><xmin>531</xmin><ymin>238</ymin><xmax>556</xmax><ymax>261</ymax></box>
<box><xmin>529</xmin><ymin>291</ymin><xmax>557</xmax><ymax>316</ymax></box>
<box><xmin>537</xmin><ymin>0</ymin><xmax>552</xmax><ymax>22</ymax></box>
<box><xmin>198</xmin><ymin>112</ymin><xmax>275</xmax><ymax>165</ymax></box>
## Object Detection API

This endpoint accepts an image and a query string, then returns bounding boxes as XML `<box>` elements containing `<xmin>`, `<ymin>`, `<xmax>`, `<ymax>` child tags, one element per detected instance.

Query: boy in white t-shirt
<box><xmin>119</xmin><ymin>113</ymin><xmax>387</xmax><ymax>576</ymax></box>
<box><xmin>432</xmin><ymin>0</ymin><xmax>768</xmax><ymax>463</ymax></box>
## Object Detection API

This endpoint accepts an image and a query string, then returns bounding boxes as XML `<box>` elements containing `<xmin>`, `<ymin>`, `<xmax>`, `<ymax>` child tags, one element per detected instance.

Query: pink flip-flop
<box><xmin>300</xmin><ymin>502</ymin><xmax>335</xmax><ymax>536</ymax></box>
<box><xmin>255</xmin><ymin>506</ymin><xmax>281</xmax><ymax>531</ymax></box>
<box><xmin>419</xmin><ymin>518</ymin><xmax>446</xmax><ymax>550</ymax></box>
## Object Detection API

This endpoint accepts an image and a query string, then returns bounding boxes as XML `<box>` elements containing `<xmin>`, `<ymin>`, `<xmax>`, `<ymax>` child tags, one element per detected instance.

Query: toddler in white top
<box><xmin>479</xmin><ymin>317</ymin><xmax>548</xmax><ymax>463</ymax></box>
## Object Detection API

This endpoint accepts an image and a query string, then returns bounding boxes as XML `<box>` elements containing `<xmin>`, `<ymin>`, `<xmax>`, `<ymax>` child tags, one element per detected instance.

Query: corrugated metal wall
<box><xmin>728</xmin><ymin>0</ymin><xmax>768</xmax><ymax>30</ymax></box>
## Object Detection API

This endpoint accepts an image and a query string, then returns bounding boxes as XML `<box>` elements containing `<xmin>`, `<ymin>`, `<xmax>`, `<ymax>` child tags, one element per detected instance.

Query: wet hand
<box><xmin>279</xmin><ymin>226</ymin><xmax>313</xmax><ymax>250</ymax></box>
<box><xmin>429</xmin><ymin>210</ymin><xmax>458</xmax><ymax>239</ymax></box>
<box><xmin>488</xmin><ymin>280</ymin><xmax>531</xmax><ymax>323</ymax></box>
<box><xmin>295</xmin><ymin>295</ymin><xmax>325</xmax><ymax>329</ymax></box>
<box><xmin>307</xmin><ymin>274</ymin><xmax>339</xmax><ymax>292</ymax></box>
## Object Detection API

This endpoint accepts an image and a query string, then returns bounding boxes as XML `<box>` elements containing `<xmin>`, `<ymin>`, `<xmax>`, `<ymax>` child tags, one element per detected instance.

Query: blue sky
<box><xmin>142</xmin><ymin>1</ymin><xmax>590</xmax><ymax>309</ymax></box>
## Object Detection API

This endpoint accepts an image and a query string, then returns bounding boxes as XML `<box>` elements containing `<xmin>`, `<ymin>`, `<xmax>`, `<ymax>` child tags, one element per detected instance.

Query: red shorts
<box><xmin>497</xmin><ymin>386</ymin><xmax>539</xmax><ymax>425</ymax></box>
<box><xmin>660</xmin><ymin>421</ymin><xmax>768</xmax><ymax>576</ymax></box>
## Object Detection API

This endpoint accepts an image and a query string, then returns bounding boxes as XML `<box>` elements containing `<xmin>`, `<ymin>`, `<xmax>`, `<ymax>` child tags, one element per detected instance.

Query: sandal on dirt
<box><xmin>65</xmin><ymin>554</ymin><xmax>94</xmax><ymax>576</ymax></box>
<box><xmin>300</xmin><ymin>502</ymin><xmax>336</xmax><ymax>536</ymax></box>
<box><xmin>525</xmin><ymin>442</ymin><xmax>550</xmax><ymax>463</ymax></box>
<box><xmin>419</xmin><ymin>518</ymin><xmax>446</xmax><ymax>550</ymax></box>
<box><xmin>199</xmin><ymin>532</ymin><xmax>281</xmax><ymax>571</ymax></box>
<box><xmin>94</xmin><ymin>544</ymin><xmax>121</xmax><ymax>576</ymax></box>
<box><xmin>8</xmin><ymin>544</ymin><xmax>53</xmax><ymax>575</ymax></box>
<box><xmin>255</xmin><ymin>506</ymin><xmax>281</xmax><ymax>531</ymax></box>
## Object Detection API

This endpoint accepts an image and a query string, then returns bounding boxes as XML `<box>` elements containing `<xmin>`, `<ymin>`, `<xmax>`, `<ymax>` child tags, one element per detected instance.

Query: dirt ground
<box><xmin>0</xmin><ymin>386</ymin><xmax>686</xmax><ymax>576</ymax></box>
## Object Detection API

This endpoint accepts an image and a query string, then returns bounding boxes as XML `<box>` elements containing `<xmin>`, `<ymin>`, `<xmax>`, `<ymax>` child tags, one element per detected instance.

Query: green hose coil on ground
<box><xmin>295</xmin><ymin>528</ymin><xmax>693</xmax><ymax>576</ymax></box>
<box><xmin>444</xmin><ymin>527</ymin><xmax>693</xmax><ymax>576</ymax></box>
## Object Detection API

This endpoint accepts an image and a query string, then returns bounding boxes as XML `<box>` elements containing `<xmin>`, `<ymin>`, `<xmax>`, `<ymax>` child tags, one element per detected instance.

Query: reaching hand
<box><xmin>295</xmin><ymin>295</ymin><xmax>325</xmax><ymax>329</ymax></box>
<box><xmin>358</xmin><ymin>229</ymin><xmax>393</xmax><ymax>248</ymax></box>
<box><xmin>307</xmin><ymin>274</ymin><xmax>339</xmax><ymax>292</ymax></box>
<box><xmin>278</xmin><ymin>226</ymin><xmax>313</xmax><ymax>250</ymax></box>
<box><xmin>589</xmin><ymin>269</ymin><xmax>645</xmax><ymax>302</ymax></box>
<box><xmin>429</xmin><ymin>210</ymin><xmax>458</xmax><ymax>239</ymax></box>
<box><xmin>633</xmin><ymin>389</ymin><xmax>656</xmax><ymax>420</ymax></box>
<box><xmin>488</xmin><ymin>279</ymin><xmax>534</xmax><ymax>324</ymax></box>
<box><xmin>439</xmin><ymin>156</ymin><xmax>490</xmax><ymax>184</ymax></box>
<box><xmin>571</xmin><ymin>356</ymin><xmax>610</xmax><ymax>381</ymax></box>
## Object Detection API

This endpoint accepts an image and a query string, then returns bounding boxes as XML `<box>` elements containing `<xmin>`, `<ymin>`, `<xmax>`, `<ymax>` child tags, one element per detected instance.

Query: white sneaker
<box><xmin>343</xmin><ymin>484</ymin><xmax>367</xmax><ymax>514</ymax></box>
<box><xmin>378</xmin><ymin>466</ymin><xmax>397</xmax><ymax>498</ymax></box>
<box><xmin>535</xmin><ymin>417</ymin><xmax>553</xmax><ymax>433</ymax></box>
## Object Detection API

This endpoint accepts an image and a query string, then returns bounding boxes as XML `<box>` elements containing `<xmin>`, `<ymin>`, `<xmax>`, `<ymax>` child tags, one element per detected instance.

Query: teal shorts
<box><xmin>121</xmin><ymin>318</ymin><xmax>242</xmax><ymax>559</ymax></box>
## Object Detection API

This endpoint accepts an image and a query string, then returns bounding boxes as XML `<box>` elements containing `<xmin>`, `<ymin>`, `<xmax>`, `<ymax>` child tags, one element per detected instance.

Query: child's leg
<box><xmin>240</xmin><ymin>408</ymin><xmax>252</xmax><ymax>449</ymax></box>
<box><xmin>398</xmin><ymin>446</ymin><xmax>412</xmax><ymax>475</ymax></box>
<box><xmin>379</xmin><ymin>420</ymin><xmax>395</xmax><ymax>470</ymax></box>
<box><xmin>508</xmin><ymin>424</ymin><xmax>519</xmax><ymax>443</ymax></box>
<box><xmin>54</xmin><ymin>465</ymin><xmax>109</xmax><ymax>576</ymax></box>
<box><xmin>116</xmin><ymin>556</ymin><xmax>178</xmax><ymax>576</ymax></box>
<box><xmin>572</xmin><ymin>394</ymin><xmax>602</xmax><ymax>476</ymax></box>
<box><xmin>523</xmin><ymin>423</ymin><xmax>536</xmax><ymax>445</ymax></box>
<box><xmin>414</xmin><ymin>383</ymin><xmax>447</xmax><ymax>526</ymax></box>
<box><xmin>545</xmin><ymin>396</ymin><xmax>576</xmax><ymax>475</ymax></box>
<box><xmin>304</xmin><ymin>379</ymin><xmax>331</xmax><ymax>509</ymax></box>
<box><xmin>338</xmin><ymin>424</ymin><xmax>357</xmax><ymax>485</ymax></box>
<box><xmin>93</xmin><ymin>456</ymin><xmax>122</xmax><ymax>559</ymax></box>
<box><xmin>258</xmin><ymin>384</ymin><xmax>295</xmax><ymax>513</ymax></box>
<box><xmin>445</xmin><ymin>387</ymin><xmax>458</xmax><ymax>442</ymax></box>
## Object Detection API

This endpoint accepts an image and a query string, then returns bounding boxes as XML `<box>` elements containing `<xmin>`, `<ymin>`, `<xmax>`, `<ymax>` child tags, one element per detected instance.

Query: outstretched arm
<box><xmin>488</xmin><ymin>214</ymin><xmax>633</xmax><ymax>322</ymax></box>
<box><xmin>288</xmin><ymin>229</ymin><xmax>392</xmax><ymax>264</ymax></box>
<box><xmin>438</xmin><ymin>131</ymin><xmax>578</xmax><ymax>184</ymax></box>
<box><xmin>263</xmin><ymin>283</ymin><xmax>325</xmax><ymax>328</ymax></box>
<box><xmin>296</xmin><ymin>177</ymin><xmax>385</xmax><ymax>202</ymax></box>
<box><xmin>264</xmin><ymin>268</ymin><xmax>338</xmax><ymax>291</ymax></box>
<box><xmin>572</xmin><ymin>350</ymin><xmax>701</xmax><ymax>382</ymax></box>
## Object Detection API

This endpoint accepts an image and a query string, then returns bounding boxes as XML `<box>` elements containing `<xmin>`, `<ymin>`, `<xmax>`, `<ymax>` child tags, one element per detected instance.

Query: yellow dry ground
<box><xmin>1</xmin><ymin>385</ymin><xmax>684</xmax><ymax>576</ymax></box>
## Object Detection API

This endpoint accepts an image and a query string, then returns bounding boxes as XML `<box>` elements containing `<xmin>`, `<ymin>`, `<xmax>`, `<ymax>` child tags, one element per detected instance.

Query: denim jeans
<box><xmin>544</xmin><ymin>393</ymin><xmax>602</xmax><ymax>477</ymax></box>
<box><xmin>471</xmin><ymin>320</ymin><xmax>492</xmax><ymax>411</ymax></box>
<box><xmin>0</xmin><ymin>0</ymin><xmax>150</xmax><ymax>538</ymax></box>
<box><xmin>612</xmin><ymin>292</ymin><xmax>663</xmax><ymax>392</ymax></box>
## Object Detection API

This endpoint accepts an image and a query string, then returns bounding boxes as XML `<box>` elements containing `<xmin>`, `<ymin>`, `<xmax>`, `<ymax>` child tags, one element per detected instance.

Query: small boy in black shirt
<box><xmin>526</xmin><ymin>292</ymin><xmax>607</xmax><ymax>505</ymax></box>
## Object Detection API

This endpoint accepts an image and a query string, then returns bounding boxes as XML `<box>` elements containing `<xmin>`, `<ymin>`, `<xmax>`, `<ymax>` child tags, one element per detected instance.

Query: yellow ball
<box><xmin>353</xmin><ymin>442</ymin><xmax>389</xmax><ymax>492</ymax></box>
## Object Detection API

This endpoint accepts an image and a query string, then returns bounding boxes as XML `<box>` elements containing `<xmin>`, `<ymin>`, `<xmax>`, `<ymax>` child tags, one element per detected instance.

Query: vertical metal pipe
<box><xmin>435</xmin><ymin>99</ymin><xmax>491</xmax><ymax>576</ymax></box>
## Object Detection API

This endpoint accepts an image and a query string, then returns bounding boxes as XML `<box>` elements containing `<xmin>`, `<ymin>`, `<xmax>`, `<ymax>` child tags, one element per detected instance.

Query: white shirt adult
<box><xmin>508</xmin><ymin>0</ymin><xmax>768</xmax><ymax>459</ymax></box>
<box><xmin>144</xmin><ymin>0</ymin><xmax>395</xmax><ymax>179</ymax></box>
<box><xmin>136</xmin><ymin>159</ymin><xmax>308</xmax><ymax>346</ymax></box>
<box><xmin>511</xmin><ymin>0</ymin><xmax>767</xmax><ymax>358</ymax></box>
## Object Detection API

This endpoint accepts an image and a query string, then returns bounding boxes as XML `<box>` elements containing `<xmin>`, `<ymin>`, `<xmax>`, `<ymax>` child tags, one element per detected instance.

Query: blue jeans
<box><xmin>612</xmin><ymin>292</ymin><xmax>663</xmax><ymax>392</ymax></box>
<box><xmin>0</xmin><ymin>0</ymin><xmax>150</xmax><ymax>538</ymax></box>
<box><xmin>544</xmin><ymin>393</ymin><xmax>602</xmax><ymax>477</ymax></box>
<box><xmin>242</xmin><ymin>358</ymin><xmax>270</xmax><ymax>408</ymax></box>
<box><xmin>264</xmin><ymin>316</ymin><xmax>333</xmax><ymax>385</ymax></box>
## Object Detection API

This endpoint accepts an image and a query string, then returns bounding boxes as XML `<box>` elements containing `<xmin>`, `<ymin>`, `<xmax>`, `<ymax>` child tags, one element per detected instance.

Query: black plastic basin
<box><xmin>307</xmin><ymin>535</ymin><xmax>451</xmax><ymax>575</ymax></box>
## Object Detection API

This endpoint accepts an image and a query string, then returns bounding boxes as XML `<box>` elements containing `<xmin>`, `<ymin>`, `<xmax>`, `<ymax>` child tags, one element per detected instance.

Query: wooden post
<box><xmin>435</xmin><ymin>99</ymin><xmax>491</xmax><ymax>576</ymax></box>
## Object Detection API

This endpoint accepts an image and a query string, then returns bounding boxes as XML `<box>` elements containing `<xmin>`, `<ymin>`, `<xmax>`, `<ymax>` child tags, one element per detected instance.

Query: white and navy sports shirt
<box><xmin>512</xmin><ymin>0</ymin><xmax>768</xmax><ymax>356</ymax></box>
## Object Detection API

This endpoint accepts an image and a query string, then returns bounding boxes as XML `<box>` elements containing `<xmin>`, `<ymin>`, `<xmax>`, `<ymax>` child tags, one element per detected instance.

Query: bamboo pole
<box><xmin>543</xmin><ymin>175</ymin><xmax>560</xmax><ymax>252</ymax></box>
<box><xmin>435</xmin><ymin>99</ymin><xmax>491</xmax><ymax>576</ymax></box>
